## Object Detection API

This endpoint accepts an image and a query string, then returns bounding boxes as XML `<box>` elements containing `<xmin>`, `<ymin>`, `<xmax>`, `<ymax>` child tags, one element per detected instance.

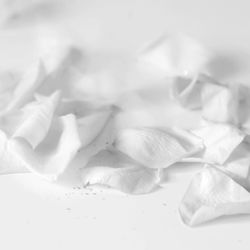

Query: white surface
<box><xmin>1</xmin><ymin>1</ymin><xmax>250</xmax><ymax>250</ymax></box>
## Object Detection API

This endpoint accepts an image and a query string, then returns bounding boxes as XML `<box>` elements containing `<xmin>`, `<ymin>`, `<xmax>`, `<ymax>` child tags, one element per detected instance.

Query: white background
<box><xmin>0</xmin><ymin>0</ymin><xmax>250</xmax><ymax>249</ymax></box>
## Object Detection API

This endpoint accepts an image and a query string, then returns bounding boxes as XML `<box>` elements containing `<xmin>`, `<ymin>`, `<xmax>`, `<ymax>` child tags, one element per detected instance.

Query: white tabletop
<box><xmin>0</xmin><ymin>1</ymin><xmax>250</xmax><ymax>250</ymax></box>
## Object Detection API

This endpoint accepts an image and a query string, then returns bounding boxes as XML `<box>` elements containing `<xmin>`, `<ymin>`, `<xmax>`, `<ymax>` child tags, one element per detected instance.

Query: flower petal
<box><xmin>0</xmin><ymin>130</ymin><xmax>28</xmax><ymax>174</ymax></box>
<box><xmin>138</xmin><ymin>35</ymin><xmax>210</xmax><ymax>77</ymax></box>
<box><xmin>114</xmin><ymin>127</ymin><xmax>203</xmax><ymax>168</ymax></box>
<box><xmin>179</xmin><ymin>166</ymin><xmax>250</xmax><ymax>226</ymax></box>
<box><xmin>2</xmin><ymin>60</ymin><xmax>46</xmax><ymax>115</ymax></box>
<box><xmin>171</xmin><ymin>74</ymin><xmax>219</xmax><ymax>110</ymax></box>
<box><xmin>77</xmin><ymin>107</ymin><xmax>114</xmax><ymax>148</ymax></box>
<box><xmin>192</xmin><ymin>122</ymin><xmax>245</xmax><ymax>164</ymax></box>
<box><xmin>201</xmin><ymin>83</ymin><xmax>237</xmax><ymax>124</ymax></box>
<box><xmin>219</xmin><ymin>141</ymin><xmax>250</xmax><ymax>191</ymax></box>
<box><xmin>9</xmin><ymin>114</ymin><xmax>81</xmax><ymax>180</ymax></box>
<box><xmin>12</xmin><ymin>91</ymin><xmax>60</xmax><ymax>148</ymax></box>
<box><xmin>81</xmin><ymin>150</ymin><xmax>159</xmax><ymax>194</ymax></box>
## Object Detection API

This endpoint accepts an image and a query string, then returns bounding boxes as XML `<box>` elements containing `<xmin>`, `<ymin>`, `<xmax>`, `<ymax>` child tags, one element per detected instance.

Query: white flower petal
<box><xmin>114</xmin><ymin>127</ymin><xmax>203</xmax><ymax>169</ymax></box>
<box><xmin>179</xmin><ymin>166</ymin><xmax>250</xmax><ymax>226</ymax></box>
<box><xmin>201</xmin><ymin>83</ymin><xmax>237</xmax><ymax>124</ymax></box>
<box><xmin>171</xmin><ymin>74</ymin><xmax>219</xmax><ymax>110</ymax></box>
<box><xmin>192</xmin><ymin>122</ymin><xmax>244</xmax><ymax>164</ymax></box>
<box><xmin>2</xmin><ymin>60</ymin><xmax>46</xmax><ymax>115</ymax></box>
<box><xmin>12</xmin><ymin>91</ymin><xmax>60</xmax><ymax>148</ymax></box>
<box><xmin>77</xmin><ymin>107</ymin><xmax>114</xmax><ymax>148</ymax></box>
<box><xmin>138</xmin><ymin>35</ymin><xmax>210</xmax><ymax>78</ymax></box>
<box><xmin>171</xmin><ymin>76</ymin><xmax>202</xmax><ymax>109</ymax></box>
<box><xmin>219</xmin><ymin>142</ymin><xmax>250</xmax><ymax>191</ymax></box>
<box><xmin>81</xmin><ymin>150</ymin><xmax>159</xmax><ymax>194</ymax></box>
<box><xmin>82</xmin><ymin>166</ymin><xmax>158</xmax><ymax>194</ymax></box>
<box><xmin>0</xmin><ymin>130</ymin><xmax>28</xmax><ymax>174</ymax></box>
<box><xmin>9</xmin><ymin>114</ymin><xmax>81</xmax><ymax>180</ymax></box>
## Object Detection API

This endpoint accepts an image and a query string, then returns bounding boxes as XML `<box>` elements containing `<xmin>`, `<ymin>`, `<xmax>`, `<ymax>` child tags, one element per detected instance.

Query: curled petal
<box><xmin>114</xmin><ymin>127</ymin><xmax>203</xmax><ymax>169</ymax></box>
<box><xmin>192</xmin><ymin>122</ymin><xmax>245</xmax><ymax>164</ymax></box>
<box><xmin>179</xmin><ymin>166</ymin><xmax>250</xmax><ymax>226</ymax></box>
<box><xmin>9</xmin><ymin>114</ymin><xmax>81</xmax><ymax>180</ymax></box>
<box><xmin>12</xmin><ymin>91</ymin><xmax>60</xmax><ymax>148</ymax></box>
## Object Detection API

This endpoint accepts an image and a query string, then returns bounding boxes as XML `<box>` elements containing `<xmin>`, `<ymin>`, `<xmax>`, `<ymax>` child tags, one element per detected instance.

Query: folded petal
<box><xmin>9</xmin><ymin>114</ymin><xmax>81</xmax><ymax>180</ymax></box>
<box><xmin>171</xmin><ymin>76</ymin><xmax>203</xmax><ymax>109</ymax></box>
<box><xmin>12</xmin><ymin>91</ymin><xmax>60</xmax><ymax>148</ymax></box>
<box><xmin>192</xmin><ymin>122</ymin><xmax>244</xmax><ymax>164</ymax></box>
<box><xmin>179</xmin><ymin>166</ymin><xmax>250</xmax><ymax>226</ymax></box>
<box><xmin>219</xmin><ymin>141</ymin><xmax>250</xmax><ymax>191</ymax></box>
<box><xmin>114</xmin><ymin>127</ymin><xmax>203</xmax><ymax>169</ymax></box>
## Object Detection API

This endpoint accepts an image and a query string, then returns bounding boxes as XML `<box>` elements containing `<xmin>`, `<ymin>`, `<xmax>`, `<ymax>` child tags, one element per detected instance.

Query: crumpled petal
<box><xmin>192</xmin><ymin>121</ymin><xmax>245</xmax><ymax>164</ymax></box>
<box><xmin>114</xmin><ymin>127</ymin><xmax>203</xmax><ymax>169</ymax></box>
<box><xmin>9</xmin><ymin>114</ymin><xmax>81</xmax><ymax>180</ymax></box>
<box><xmin>138</xmin><ymin>35</ymin><xmax>210</xmax><ymax>78</ymax></box>
<box><xmin>179</xmin><ymin>166</ymin><xmax>250</xmax><ymax>226</ymax></box>
<box><xmin>81</xmin><ymin>149</ymin><xmax>159</xmax><ymax>194</ymax></box>
<box><xmin>1</xmin><ymin>60</ymin><xmax>46</xmax><ymax>115</ymax></box>
<box><xmin>12</xmin><ymin>91</ymin><xmax>60</xmax><ymax>148</ymax></box>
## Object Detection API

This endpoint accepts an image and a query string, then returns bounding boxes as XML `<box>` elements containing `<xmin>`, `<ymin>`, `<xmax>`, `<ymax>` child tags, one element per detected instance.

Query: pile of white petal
<box><xmin>1</xmin><ymin>33</ymin><xmax>250</xmax><ymax>227</ymax></box>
